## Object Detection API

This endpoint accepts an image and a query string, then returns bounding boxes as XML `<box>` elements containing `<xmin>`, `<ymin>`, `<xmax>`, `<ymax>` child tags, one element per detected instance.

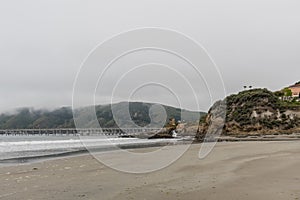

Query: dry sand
<box><xmin>1</xmin><ymin>141</ymin><xmax>300</xmax><ymax>200</ymax></box>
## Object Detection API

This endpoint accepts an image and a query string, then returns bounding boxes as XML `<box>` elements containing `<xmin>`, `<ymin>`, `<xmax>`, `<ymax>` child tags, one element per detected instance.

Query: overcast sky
<box><xmin>0</xmin><ymin>0</ymin><xmax>299</xmax><ymax>113</ymax></box>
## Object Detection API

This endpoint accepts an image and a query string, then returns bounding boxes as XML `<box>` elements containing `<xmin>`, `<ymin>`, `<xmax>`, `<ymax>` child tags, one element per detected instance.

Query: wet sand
<box><xmin>1</xmin><ymin>141</ymin><xmax>300</xmax><ymax>200</ymax></box>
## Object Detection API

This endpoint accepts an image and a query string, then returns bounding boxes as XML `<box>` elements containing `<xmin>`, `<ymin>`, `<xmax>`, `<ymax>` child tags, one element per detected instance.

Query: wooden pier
<box><xmin>0</xmin><ymin>128</ymin><xmax>161</xmax><ymax>136</ymax></box>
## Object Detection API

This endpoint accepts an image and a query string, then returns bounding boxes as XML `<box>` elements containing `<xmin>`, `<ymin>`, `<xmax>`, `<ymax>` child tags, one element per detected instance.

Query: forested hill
<box><xmin>0</xmin><ymin>102</ymin><xmax>203</xmax><ymax>129</ymax></box>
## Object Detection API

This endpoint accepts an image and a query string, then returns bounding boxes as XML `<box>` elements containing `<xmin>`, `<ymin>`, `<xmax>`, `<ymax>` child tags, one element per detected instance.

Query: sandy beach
<box><xmin>1</xmin><ymin>141</ymin><xmax>300</xmax><ymax>200</ymax></box>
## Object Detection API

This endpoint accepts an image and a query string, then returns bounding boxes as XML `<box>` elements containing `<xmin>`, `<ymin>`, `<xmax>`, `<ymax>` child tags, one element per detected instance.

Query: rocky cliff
<box><xmin>196</xmin><ymin>89</ymin><xmax>300</xmax><ymax>140</ymax></box>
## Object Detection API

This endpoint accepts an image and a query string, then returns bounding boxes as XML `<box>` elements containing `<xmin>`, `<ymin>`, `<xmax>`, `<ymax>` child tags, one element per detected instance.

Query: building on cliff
<box><xmin>289</xmin><ymin>83</ymin><xmax>300</xmax><ymax>98</ymax></box>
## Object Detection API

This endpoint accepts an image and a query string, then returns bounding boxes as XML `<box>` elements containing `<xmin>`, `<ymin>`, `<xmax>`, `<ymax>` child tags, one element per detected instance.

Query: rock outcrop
<box><xmin>196</xmin><ymin>89</ymin><xmax>300</xmax><ymax>140</ymax></box>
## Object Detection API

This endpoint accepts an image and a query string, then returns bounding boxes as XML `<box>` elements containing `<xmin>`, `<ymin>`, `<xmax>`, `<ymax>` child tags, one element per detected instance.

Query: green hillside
<box><xmin>0</xmin><ymin>102</ymin><xmax>203</xmax><ymax>129</ymax></box>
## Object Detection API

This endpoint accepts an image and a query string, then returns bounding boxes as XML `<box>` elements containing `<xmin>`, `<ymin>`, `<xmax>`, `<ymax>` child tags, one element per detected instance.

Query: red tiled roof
<box><xmin>289</xmin><ymin>83</ymin><xmax>300</xmax><ymax>88</ymax></box>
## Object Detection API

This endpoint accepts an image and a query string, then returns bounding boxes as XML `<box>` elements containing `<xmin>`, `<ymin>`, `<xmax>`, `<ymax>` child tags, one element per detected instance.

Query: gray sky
<box><xmin>0</xmin><ymin>0</ymin><xmax>299</xmax><ymax>113</ymax></box>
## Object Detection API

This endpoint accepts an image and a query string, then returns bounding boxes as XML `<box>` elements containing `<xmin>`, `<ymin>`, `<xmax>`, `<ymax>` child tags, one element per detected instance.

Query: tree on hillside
<box><xmin>283</xmin><ymin>88</ymin><xmax>292</xmax><ymax>97</ymax></box>
<box><xmin>274</xmin><ymin>90</ymin><xmax>284</xmax><ymax>100</ymax></box>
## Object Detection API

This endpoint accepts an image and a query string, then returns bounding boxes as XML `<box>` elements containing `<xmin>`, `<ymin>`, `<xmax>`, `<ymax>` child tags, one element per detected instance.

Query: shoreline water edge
<box><xmin>1</xmin><ymin>132</ymin><xmax>300</xmax><ymax>166</ymax></box>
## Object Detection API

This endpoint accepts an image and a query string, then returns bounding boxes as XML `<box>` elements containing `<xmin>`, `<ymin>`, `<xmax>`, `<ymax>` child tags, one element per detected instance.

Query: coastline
<box><xmin>0</xmin><ymin>138</ymin><xmax>192</xmax><ymax>166</ymax></box>
<box><xmin>2</xmin><ymin>133</ymin><xmax>300</xmax><ymax>166</ymax></box>
<box><xmin>1</xmin><ymin>141</ymin><xmax>300</xmax><ymax>199</ymax></box>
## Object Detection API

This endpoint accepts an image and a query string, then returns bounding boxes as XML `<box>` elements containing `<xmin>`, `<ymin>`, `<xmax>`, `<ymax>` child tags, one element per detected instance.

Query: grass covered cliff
<box><xmin>196</xmin><ymin>89</ymin><xmax>300</xmax><ymax>140</ymax></box>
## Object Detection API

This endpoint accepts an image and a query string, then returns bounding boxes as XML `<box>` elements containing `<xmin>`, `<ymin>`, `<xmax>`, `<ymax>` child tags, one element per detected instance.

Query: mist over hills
<box><xmin>0</xmin><ymin>102</ymin><xmax>203</xmax><ymax>129</ymax></box>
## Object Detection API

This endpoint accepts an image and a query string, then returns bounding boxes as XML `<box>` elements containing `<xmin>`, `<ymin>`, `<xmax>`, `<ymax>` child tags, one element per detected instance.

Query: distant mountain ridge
<box><xmin>0</xmin><ymin>102</ymin><xmax>203</xmax><ymax>129</ymax></box>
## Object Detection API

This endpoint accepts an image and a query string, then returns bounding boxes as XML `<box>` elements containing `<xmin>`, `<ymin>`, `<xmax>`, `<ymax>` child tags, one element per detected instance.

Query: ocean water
<box><xmin>0</xmin><ymin>135</ymin><xmax>181</xmax><ymax>163</ymax></box>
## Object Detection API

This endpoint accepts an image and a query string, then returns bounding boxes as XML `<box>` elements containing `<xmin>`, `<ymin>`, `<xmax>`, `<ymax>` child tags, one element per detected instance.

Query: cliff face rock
<box><xmin>196</xmin><ymin>89</ymin><xmax>300</xmax><ymax>140</ymax></box>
